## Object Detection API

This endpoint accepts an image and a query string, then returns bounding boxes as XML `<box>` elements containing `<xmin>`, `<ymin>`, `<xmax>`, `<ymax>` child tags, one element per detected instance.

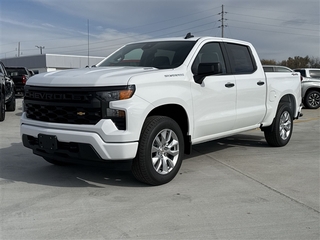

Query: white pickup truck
<box><xmin>21</xmin><ymin>35</ymin><xmax>302</xmax><ymax>185</ymax></box>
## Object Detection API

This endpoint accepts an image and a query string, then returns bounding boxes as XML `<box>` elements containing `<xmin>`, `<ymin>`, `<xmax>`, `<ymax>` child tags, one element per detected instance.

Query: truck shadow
<box><xmin>0</xmin><ymin>133</ymin><xmax>267</xmax><ymax>188</ymax></box>
<box><xmin>185</xmin><ymin>133</ymin><xmax>268</xmax><ymax>159</ymax></box>
<box><xmin>0</xmin><ymin>142</ymin><xmax>141</xmax><ymax>188</ymax></box>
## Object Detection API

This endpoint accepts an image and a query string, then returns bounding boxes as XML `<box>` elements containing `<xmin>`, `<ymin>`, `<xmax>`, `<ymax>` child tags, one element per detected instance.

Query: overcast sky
<box><xmin>0</xmin><ymin>0</ymin><xmax>319</xmax><ymax>61</ymax></box>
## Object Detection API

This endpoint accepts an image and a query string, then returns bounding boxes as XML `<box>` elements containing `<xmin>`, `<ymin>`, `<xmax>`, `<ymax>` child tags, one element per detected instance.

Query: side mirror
<box><xmin>194</xmin><ymin>62</ymin><xmax>222</xmax><ymax>84</ymax></box>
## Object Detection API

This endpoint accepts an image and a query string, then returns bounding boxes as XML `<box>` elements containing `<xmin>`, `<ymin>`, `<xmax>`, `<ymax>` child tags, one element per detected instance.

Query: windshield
<box><xmin>97</xmin><ymin>41</ymin><xmax>196</xmax><ymax>69</ymax></box>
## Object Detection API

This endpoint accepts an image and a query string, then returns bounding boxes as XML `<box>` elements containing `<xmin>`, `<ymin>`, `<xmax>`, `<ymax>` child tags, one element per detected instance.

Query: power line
<box><xmin>228</xmin><ymin>12</ymin><xmax>319</xmax><ymax>27</ymax></box>
<box><xmin>226</xmin><ymin>5</ymin><xmax>319</xmax><ymax>18</ymax></box>
<box><xmin>227</xmin><ymin>25</ymin><xmax>319</xmax><ymax>38</ymax></box>
<box><xmin>1</xmin><ymin>4</ymin><xmax>318</xmax><ymax>57</ymax></box>
<box><xmin>0</xmin><ymin>6</ymin><xmax>221</xmax><ymax>48</ymax></box>
<box><xmin>227</xmin><ymin>18</ymin><xmax>319</xmax><ymax>34</ymax></box>
<box><xmin>29</xmin><ymin>15</ymin><xmax>219</xmax><ymax>54</ymax></box>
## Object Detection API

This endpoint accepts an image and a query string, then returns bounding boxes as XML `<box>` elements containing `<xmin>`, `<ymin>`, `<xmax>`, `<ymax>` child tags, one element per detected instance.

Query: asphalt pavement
<box><xmin>0</xmin><ymin>98</ymin><xmax>319</xmax><ymax>240</ymax></box>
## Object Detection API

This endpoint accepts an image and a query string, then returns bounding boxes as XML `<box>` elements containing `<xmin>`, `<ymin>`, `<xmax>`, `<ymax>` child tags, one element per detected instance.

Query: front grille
<box><xmin>25</xmin><ymin>102</ymin><xmax>101</xmax><ymax>124</ymax></box>
<box><xmin>23</xmin><ymin>86</ymin><xmax>126</xmax><ymax>129</ymax></box>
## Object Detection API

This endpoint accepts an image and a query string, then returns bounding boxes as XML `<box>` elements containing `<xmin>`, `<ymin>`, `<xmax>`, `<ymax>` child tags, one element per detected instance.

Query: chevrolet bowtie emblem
<box><xmin>77</xmin><ymin>112</ymin><xmax>86</xmax><ymax>116</ymax></box>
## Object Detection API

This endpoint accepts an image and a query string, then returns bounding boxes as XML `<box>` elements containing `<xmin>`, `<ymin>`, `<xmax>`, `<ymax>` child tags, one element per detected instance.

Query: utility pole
<box><xmin>87</xmin><ymin>19</ymin><xmax>90</xmax><ymax>67</ymax></box>
<box><xmin>36</xmin><ymin>45</ymin><xmax>45</xmax><ymax>54</ymax></box>
<box><xmin>17</xmin><ymin>42</ymin><xmax>21</xmax><ymax>57</ymax></box>
<box><xmin>218</xmin><ymin>5</ymin><xmax>227</xmax><ymax>38</ymax></box>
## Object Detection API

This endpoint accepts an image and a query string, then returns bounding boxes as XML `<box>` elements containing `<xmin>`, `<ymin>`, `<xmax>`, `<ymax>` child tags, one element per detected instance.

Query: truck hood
<box><xmin>27</xmin><ymin>67</ymin><xmax>157</xmax><ymax>87</ymax></box>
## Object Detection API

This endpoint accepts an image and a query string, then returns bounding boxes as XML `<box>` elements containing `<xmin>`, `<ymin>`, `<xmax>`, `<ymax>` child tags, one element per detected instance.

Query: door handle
<box><xmin>225</xmin><ymin>82</ymin><xmax>235</xmax><ymax>88</ymax></box>
<box><xmin>257</xmin><ymin>81</ymin><xmax>265</xmax><ymax>86</ymax></box>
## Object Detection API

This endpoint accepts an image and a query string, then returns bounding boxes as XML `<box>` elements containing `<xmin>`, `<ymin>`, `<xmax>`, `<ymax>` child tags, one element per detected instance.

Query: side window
<box><xmin>276</xmin><ymin>67</ymin><xmax>291</xmax><ymax>72</ymax></box>
<box><xmin>226</xmin><ymin>43</ymin><xmax>256</xmax><ymax>74</ymax></box>
<box><xmin>309</xmin><ymin>70</ymin><xmax>320</xmax><ymax>78</ymax></box>
<box><xmin>192</xmin><ymin>42</ymin><xmax>226</xmax><ymax>75</ymax></box>
<box><xmin>0</xmin><ymin>64</ymin><xmax>4</xmax><ymax>74</ymax></box>
<box><xmin>263</xmin><ymin>67</ymin><xmax>273</xmax><ymax>72</ymax></box>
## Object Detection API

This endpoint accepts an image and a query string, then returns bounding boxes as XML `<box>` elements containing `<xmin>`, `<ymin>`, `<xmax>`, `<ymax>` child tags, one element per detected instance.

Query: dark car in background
<box><xmin>0</xmin><ymin>62</ymin><xmax>16</xmax><ymax>121</ymax></box>
<box><xmin>5</xmin><ymin>66</ymin><xmax>33</xmax><ymax>95</ymax></box>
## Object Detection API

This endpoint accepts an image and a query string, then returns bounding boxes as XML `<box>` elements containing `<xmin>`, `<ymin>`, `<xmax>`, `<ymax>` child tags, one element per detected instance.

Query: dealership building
<box><xmin>1</xmin><ymin>54</ymin><xmax>105</xmax><ymax>73</ymax></box>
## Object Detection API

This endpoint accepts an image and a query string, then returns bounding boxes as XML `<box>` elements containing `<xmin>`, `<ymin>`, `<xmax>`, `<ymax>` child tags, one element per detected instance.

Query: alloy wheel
<box><xmin>151</xmin><ymin>129</ymin><xmax>179</xmax><ymax>175</ymax></box>
<box><xmin>279</xmin><ymin>111</ymin><xmax>291</xmax><ymax>140</ymax></box>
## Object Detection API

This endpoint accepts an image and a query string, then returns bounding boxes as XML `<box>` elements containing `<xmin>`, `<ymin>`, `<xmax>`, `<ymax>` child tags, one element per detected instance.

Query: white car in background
<box><xmin>263</xmin><ymin>65</ymin><xmax>293</xmax><ymax>72</ymax></box>
<box><xmin>294</xmin><ymin>68</ymin><xmax>320</xmax><ymax>109</ymax></box>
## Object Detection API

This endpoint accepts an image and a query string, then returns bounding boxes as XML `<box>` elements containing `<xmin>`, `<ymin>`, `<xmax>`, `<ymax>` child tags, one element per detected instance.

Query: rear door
<box><xmin>224</xmin><ymin>43</ymin><xmax>266</xmax><ymax>129</ymax></box>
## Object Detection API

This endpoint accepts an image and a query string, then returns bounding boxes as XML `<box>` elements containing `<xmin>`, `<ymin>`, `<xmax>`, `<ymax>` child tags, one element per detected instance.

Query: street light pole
<box><xmin>35</xmin><ymin>45</ymin><xmax>45</xmax><ymax>54</ymax></box>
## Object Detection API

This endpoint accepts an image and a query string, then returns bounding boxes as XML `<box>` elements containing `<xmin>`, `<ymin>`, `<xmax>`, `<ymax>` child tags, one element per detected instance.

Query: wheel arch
<box><xmin>262</xmin><ymin>94</ymin><xmax>296</xmax><ymax>132</ymax></box>
<box><xmin>146</xmin><ymin>104</ymin><xmax>191</xmax><ymax>154</ymax></box>
<box><xmin>278</xmin><ymin>94</ymin><xmax>296</xmax><ymax>115</ymax></box>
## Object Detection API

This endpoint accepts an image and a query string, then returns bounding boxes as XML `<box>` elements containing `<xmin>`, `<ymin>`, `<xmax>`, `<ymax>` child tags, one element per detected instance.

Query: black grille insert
<box><xmin>25</xmin><ymin>102</ymin><xmax>102</xmax><ymax>124</ymax></box>
<box><xmin>23</xmin><ymin>86</ymin><xmax>126</xmax><ymax>129</ymax></box>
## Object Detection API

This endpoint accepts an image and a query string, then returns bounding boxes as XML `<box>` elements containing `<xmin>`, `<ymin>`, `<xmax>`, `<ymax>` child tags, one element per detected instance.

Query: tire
<box><xmin>304</xmin><ymin>90</ymin><xmax>320</xmax><ymax>109</ymax></box>
<box><xmin>0</xmin><ymin>92</ymin><xmax>5</xmax><ymax>122</ymax></box>
<box><xmin>132</xmin><ymin>116</ymin><xmax>184</xmax><ymax>185</ymax></box>
<box><xmin>44</xmin><ymin>157</ymin><xmax>70</xmax><ymax>166</ymax></box>
<box><xmin>6</xmin><ymin>93</ymin><xmax>16</xmax><ymax>111</ymax></box>
<box><xmin>264</xmin><ymin>104</ymin><xmax>293</xmax><ymax>147</ymax></box>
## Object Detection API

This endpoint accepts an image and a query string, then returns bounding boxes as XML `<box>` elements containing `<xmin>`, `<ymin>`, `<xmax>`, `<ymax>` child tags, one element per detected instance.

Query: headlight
<box><xmin>96</xmin><ymin>85</ymin><xmax>135</xmax><ymax>101</ymax></box>
<box><xmin>96</xmin><ymin>85</ymin><xmax>135</xmax><ymax>130</ymax></box>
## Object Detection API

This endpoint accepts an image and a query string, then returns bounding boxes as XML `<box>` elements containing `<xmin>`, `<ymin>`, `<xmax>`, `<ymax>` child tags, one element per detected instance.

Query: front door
<box><xmin>190</xmin><ymin>42</ymin><xmax>237</xmax><ymax>143</ymax></box>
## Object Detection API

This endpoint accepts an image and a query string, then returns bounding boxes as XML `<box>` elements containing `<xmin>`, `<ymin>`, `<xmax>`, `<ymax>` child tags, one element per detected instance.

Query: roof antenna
<box><xmin>184</xmin><ymin>32</ymin><xmax>194</xmax><ymax>39</ymax></box>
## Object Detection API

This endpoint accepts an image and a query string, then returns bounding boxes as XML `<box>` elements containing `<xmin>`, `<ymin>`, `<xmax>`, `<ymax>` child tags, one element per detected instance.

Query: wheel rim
<box><xmin>279</xmin><ymin>111</ymin><xmax>291</xmax><ymax>140</ymax></box>
<box><xmin>151</xmin><ymin>129</ymin><xmax>179</xmax><ymax>175</ymax></box>
<box><xmin>308</xmin><ymin>93</ymin><xmax>320</xmax><ymax>108</ymax></box>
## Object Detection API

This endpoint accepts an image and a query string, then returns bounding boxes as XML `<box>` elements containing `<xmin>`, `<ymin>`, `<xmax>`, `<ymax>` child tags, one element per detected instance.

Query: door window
<box><xmin>225</xmin><ymin>43</ymin><xmax>256</xmax><ymax>74</ymax></box>
<box><xmin>192</xmin><ymin>42</ymin><xmax>226</xmax><ymax>75</ymax></box>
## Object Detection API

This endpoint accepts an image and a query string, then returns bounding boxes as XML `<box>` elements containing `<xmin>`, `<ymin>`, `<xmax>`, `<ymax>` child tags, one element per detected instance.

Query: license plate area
<box><xmin>38</xmin><ymin>134</ymin><xmax>58</xmax><ymax>151</ymax></box>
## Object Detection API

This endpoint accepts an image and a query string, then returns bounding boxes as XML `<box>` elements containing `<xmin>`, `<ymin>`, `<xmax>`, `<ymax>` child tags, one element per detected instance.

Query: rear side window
<box><xmin>263</xmin><ymin>66</ymin><xmax>273</xmax><ymax>72</ymax></box>
<box><xmin>225</xmin><ymin>43</ymin><xmax>256</xmax><ymax>74</ymax></box>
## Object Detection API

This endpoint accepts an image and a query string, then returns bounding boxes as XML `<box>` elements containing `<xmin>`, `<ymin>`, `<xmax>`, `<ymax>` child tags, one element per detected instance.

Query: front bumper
<box><xmin>21</xmin><ymin>123</ymin><xmax>138</xmax><ymax>162</ymax></box>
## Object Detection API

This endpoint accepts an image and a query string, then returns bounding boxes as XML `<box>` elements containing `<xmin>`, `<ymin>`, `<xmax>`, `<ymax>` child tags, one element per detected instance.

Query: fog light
<box><xmin>107</xmin><ymin>108</ymin><xmax>125</xmax><ymax>118</ymax></box>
